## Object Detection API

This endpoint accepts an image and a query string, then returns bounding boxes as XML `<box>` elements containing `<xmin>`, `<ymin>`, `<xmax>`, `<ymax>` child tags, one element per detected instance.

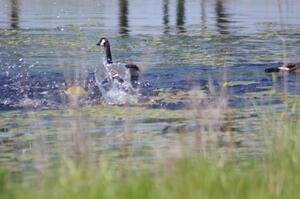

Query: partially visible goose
<box><xmin>96</xmin><ymin>37</ymin><xmax>140</xmax><ymax>83</ymax></box>
<box><xmin>265</xmin><ymin>62</ymin><xmax>300</xmax><ymax>74</ymax></box>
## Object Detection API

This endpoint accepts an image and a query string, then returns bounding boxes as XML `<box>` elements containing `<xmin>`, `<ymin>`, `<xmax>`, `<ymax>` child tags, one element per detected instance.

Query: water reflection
<box><xmin>176</xmin><ymin>0</ymin><xmax>185</xmax><ymax>34</ymax></box>
<box><xmin>10</xmin><ymin>0</ymin><xmax>19</xmax><ymax>29</ymax></box>
<box><xmin>213</xmin><ymin>0</ymin><xmax>231</xmax><ymax>86</ymax></box>
<box><xmin>200</xmin><ymin>0</ymin><xmax>206</xmax><ymax>26</ymax></box>
<box><xmin>215</xmin><ymin>0</ymin><xmax>230</xmax><ymax>35</ymax></box>
<box><xmin>163</xmin><ymin>0</ymin><xmax>170</xmax><ymax>34</ymax></box>
<box><xmin>119</xmin><ymin>0</ymin><xmax>129</xmax><ymax>36</ymax></box>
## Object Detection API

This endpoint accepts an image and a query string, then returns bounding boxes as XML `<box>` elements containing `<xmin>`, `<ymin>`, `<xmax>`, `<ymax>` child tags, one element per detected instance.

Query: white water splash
<box><xmin>95</xmin><ymin>60</ymin><xmax>138</xmax><ymax>105</ymax></box>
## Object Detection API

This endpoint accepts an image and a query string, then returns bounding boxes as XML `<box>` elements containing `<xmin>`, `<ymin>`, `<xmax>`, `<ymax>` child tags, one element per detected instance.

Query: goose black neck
<box><xmin>265</xmin><ymin>67</ymin><xmax>280</xmax><ymax>73</ymax></box>
<box><xmin>105</xmin><ymin>43</ymin><xmax>113</xmax><ymax>64</ymax></box>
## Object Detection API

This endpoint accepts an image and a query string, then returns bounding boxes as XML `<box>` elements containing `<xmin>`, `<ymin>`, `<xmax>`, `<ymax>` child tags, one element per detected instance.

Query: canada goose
<box><xmin>96</xmin><ymin>37</ymin><xmax>140</xmax><ymax>83</ymax></box>
<box><xmin>97</xmin><ymin>37</ymin><xmax>113</xmax><ymax>64</ymax></box>
<box><xmin>265</xmin><ymin>62</ymin><xmax>300</xmax><ymax>74</ymax></box>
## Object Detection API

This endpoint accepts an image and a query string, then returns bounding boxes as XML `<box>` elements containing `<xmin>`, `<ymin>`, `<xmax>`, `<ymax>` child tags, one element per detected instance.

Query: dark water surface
<box><xmin>0</xmin><ymin>0</ymin><xmax>300</xmax><ymax>174</ymax></box>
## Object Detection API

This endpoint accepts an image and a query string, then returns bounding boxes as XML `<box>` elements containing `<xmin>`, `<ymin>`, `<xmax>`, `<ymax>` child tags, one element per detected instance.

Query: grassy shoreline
<box><xmin>1</xmin><ymin>105</ymin><xmax>300</xmax><ymax>199</ymax></box>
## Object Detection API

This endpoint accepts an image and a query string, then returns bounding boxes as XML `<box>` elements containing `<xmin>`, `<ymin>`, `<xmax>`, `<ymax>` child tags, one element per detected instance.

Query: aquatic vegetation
<box><xmin>222</xmin><ymin>81</ymin><xmax>257</xmax><ymax>87</ymax></box>
<box><xmin>65</xmin><ymin>86</ymin><xmax>87</xmax><ymax>97</ymax></box>
<box><xmin>0</xmin><ymin>104</ymin><xmax>300</xmax><ymax>199</ymax></box>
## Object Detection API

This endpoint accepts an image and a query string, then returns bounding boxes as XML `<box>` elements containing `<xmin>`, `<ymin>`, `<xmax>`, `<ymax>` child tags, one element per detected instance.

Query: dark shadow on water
<box><xmin>176</xmin><ymin>0</ymin><xmax>185</xmax><ymax>34</ymax></box>
<box><xmin>119</xmin><ymin>0</ymin><xmax>129</xmax><ymax>36</ymax></box>
<box><xmin>163</xmin><ymin>0</ymin><xmax>170</xmax><ymax>35</ymax></box>
<box><xmin>10</xmin><ymin>0</ymin><xmax>19</xmax><ymax>29</ymax></box>
<box><xmin>215</xmin><ymin>0</ymin><xmax>230</xmax><ymax>35</ymax></box>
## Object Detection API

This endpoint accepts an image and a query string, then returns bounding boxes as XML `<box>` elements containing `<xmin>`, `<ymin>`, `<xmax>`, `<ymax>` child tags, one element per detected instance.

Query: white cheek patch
<box><xmin>100</xmin><ymin>39</ymin><xmax>106</xmax><ymax>46</ymax></box>
<box><xmin>278</xmin><ymin>66</ymin><xmax>290</xmax><ymax>71</ymax></box>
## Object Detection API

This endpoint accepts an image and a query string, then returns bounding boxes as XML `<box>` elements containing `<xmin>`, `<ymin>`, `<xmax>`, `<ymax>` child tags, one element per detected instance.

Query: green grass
<box><xmin>1</xmin><ymin>108</ymin><xmax>300</xmax><ymax>199</ymax></box>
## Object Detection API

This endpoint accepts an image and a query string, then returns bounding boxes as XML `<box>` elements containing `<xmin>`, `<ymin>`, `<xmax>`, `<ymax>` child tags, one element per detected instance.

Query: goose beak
<box><xmin>96</xmin><ymin>42</ymin><xmax>101</xmax><ymax>46</ymax></box>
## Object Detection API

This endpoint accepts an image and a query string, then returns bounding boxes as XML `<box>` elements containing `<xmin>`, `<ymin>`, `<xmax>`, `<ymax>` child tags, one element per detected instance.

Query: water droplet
<box><xmin>4</xmin><ymin>100</ymin><xmax>9</xmax><ymax>105</ymax></box>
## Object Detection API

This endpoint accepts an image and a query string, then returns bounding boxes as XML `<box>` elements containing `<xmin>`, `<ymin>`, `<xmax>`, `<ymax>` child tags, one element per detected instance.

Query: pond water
<box><xmin>0</xmin><ymin>0</ymin><xmax>300</xmax><ymax>175</ymax></box>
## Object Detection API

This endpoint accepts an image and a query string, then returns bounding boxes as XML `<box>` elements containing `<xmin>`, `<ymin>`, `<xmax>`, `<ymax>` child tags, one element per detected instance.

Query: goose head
<box><xmin>97</xmin><ymin>37</ymin><xmax>113</xmax><ymax>64</ymax></box>
<box><xmin>97</xmin><ymin>37</ymin><xmax>109</xmax><ymax>47</ymax></box>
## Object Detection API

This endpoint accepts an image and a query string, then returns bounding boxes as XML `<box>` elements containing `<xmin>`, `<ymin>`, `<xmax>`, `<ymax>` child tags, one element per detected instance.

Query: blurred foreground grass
<box><xmin>0</xmin><ymin>102</ymin><xmax>299</xmax><ymax>199</ymax></box>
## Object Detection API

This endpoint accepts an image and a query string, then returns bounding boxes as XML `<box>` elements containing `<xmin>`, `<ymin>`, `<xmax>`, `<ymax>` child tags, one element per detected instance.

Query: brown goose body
<box><xmin>125</xmin><ymin>63</ymin><xmax>140</xmax><ymax>82</ymax></box>
<box><xmin>97</xmin><ymin>37</ymin><xmax>140</xmax><ymax>82</ymax></box>
<box><xmin>265</xmin><ymin>62</ymin><xmax>300</xmax><ymax>74</ymax></box>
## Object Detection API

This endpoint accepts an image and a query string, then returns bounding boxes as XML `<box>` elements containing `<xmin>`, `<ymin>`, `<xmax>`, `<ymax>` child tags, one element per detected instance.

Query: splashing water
<box><xmin>94</xmin><ymin>59</ymin><xmax>138</xmax><ymax>105</ymax></box>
